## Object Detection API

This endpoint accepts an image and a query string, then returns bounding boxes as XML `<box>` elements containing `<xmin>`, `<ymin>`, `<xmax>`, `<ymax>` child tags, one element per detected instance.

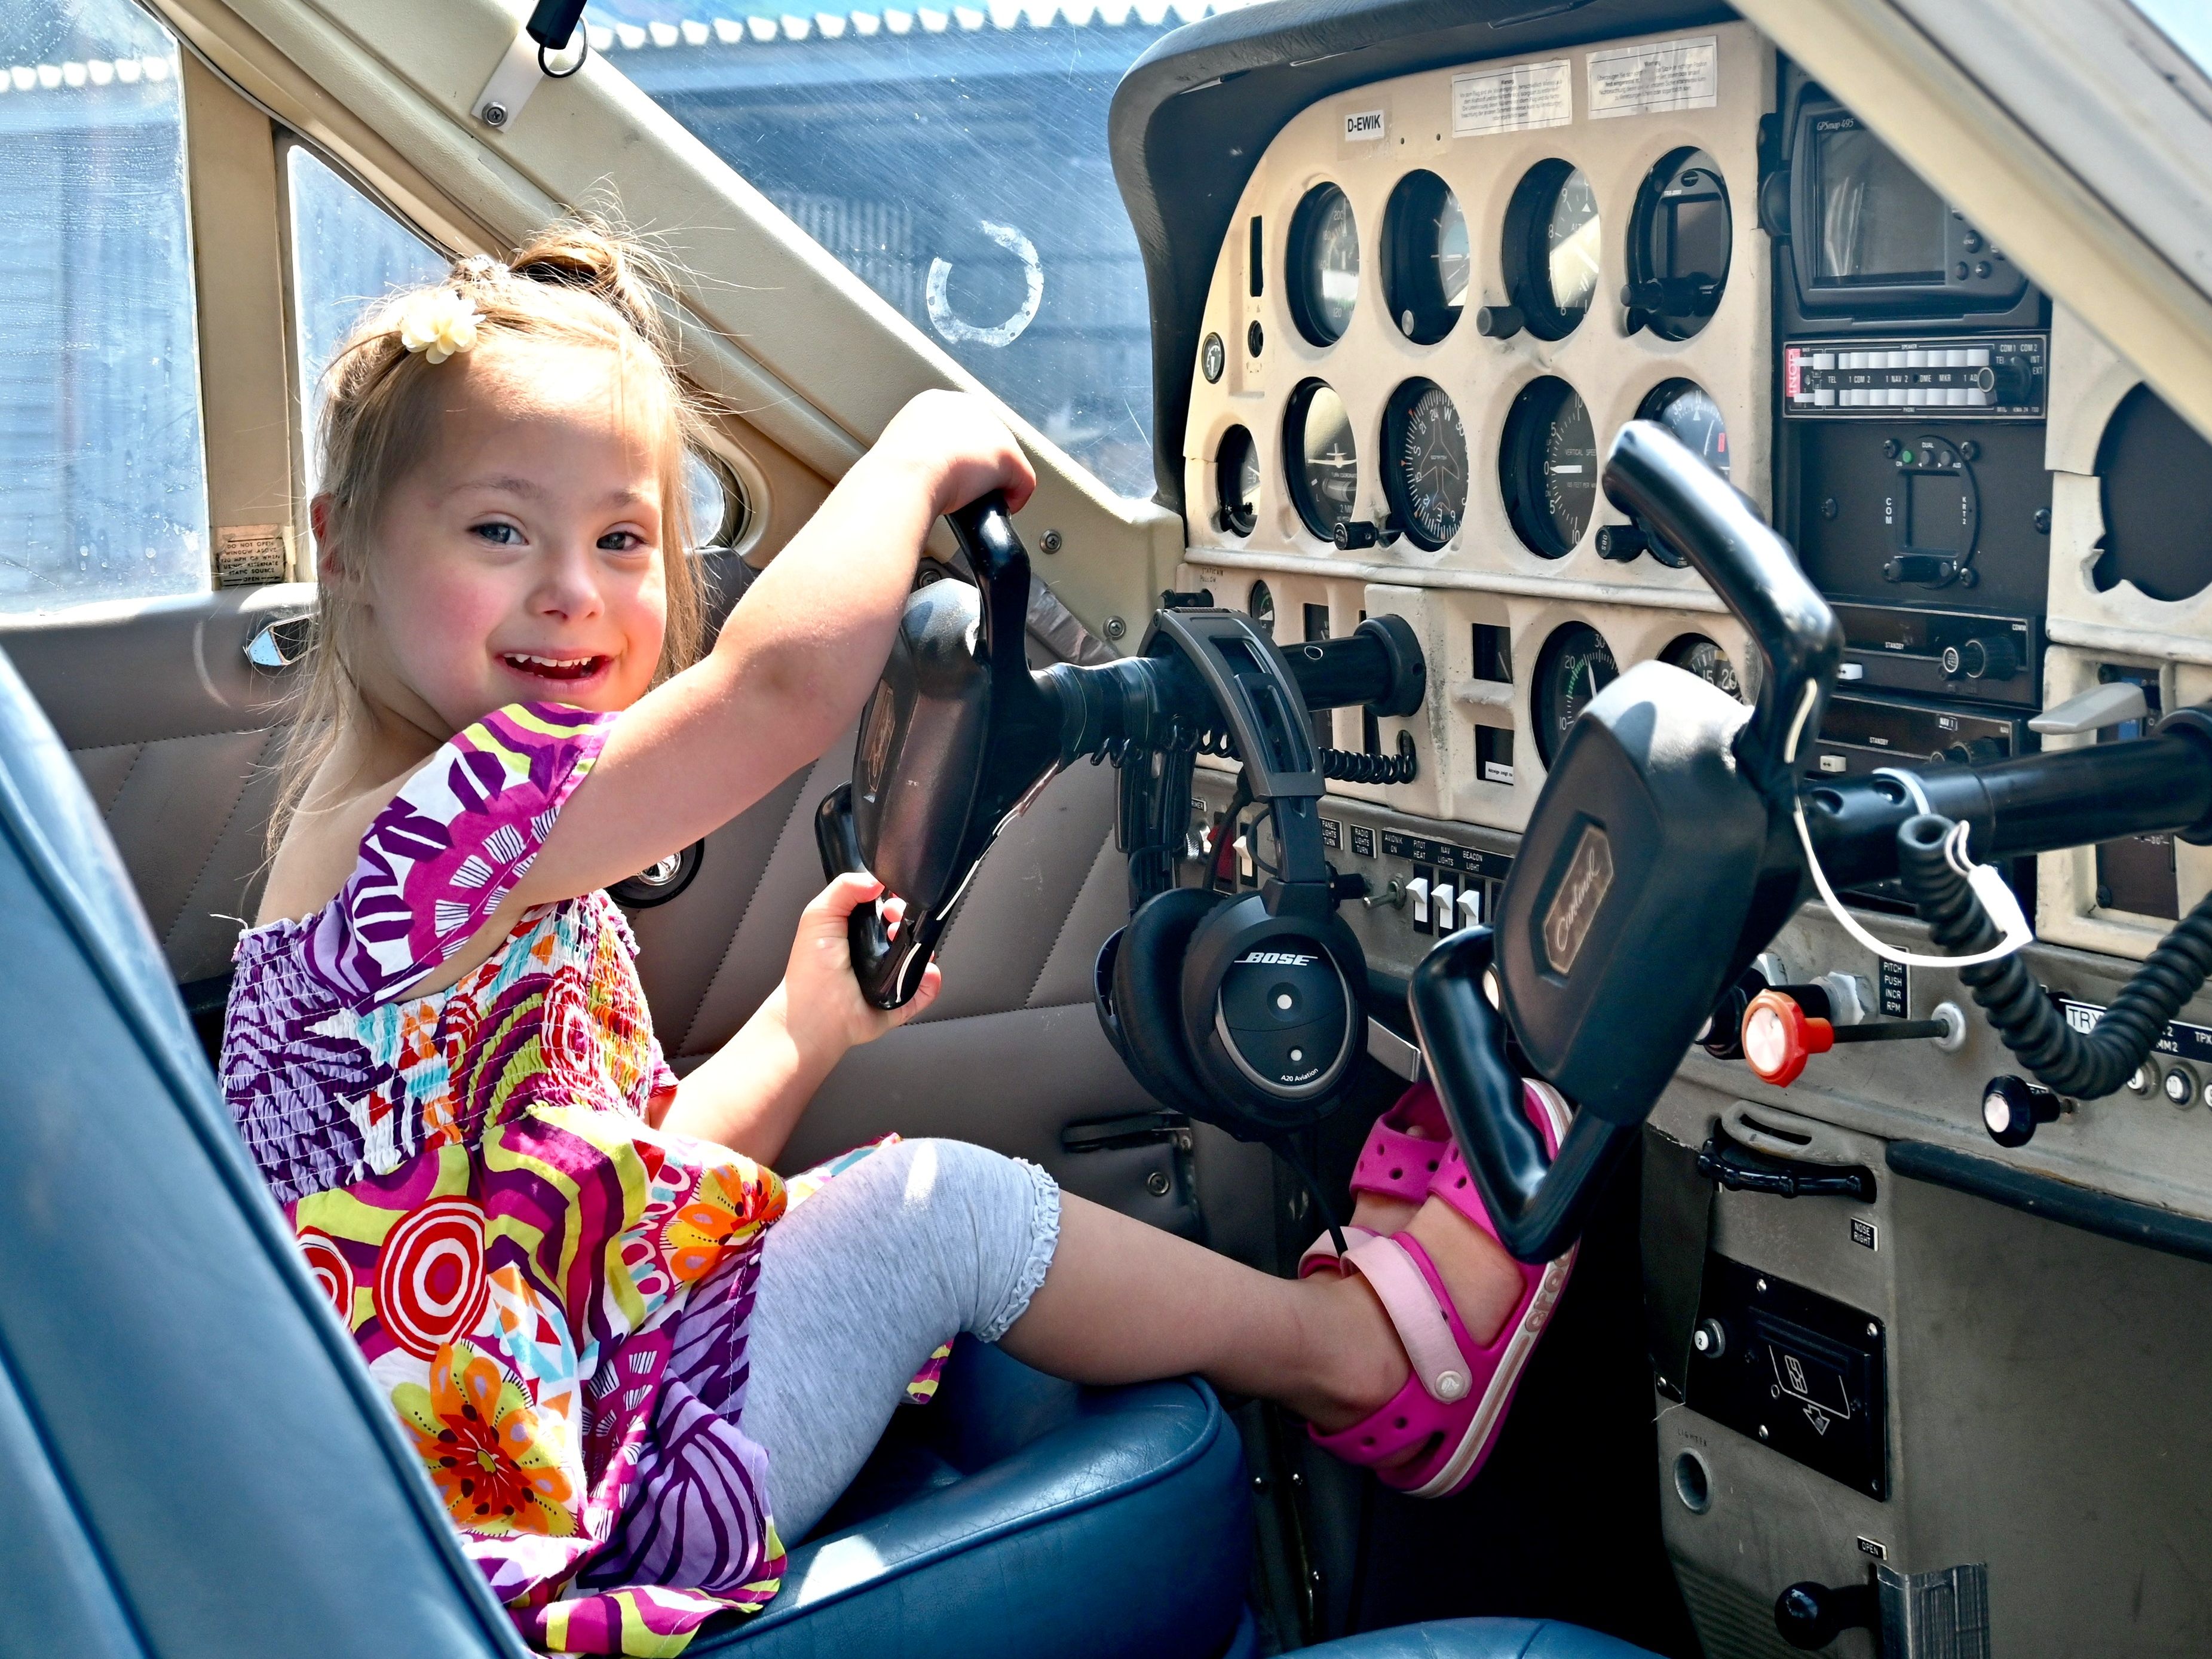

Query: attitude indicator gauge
<box><xmin>1383</xmin><ymin>170</ymin><xmax>1469</xmax><ymax>344</ymax></box>
<box><xmin>1533</xmin><ymin>622</ymin><xmax>1619</xmax><ymax>766</ymax></box>
<box><xmin>1284</xmin><ymin>379</ymin><xmax>1359</xmax><ymax>542</ymax></box>
<box><xmin>1382</xmin><ymin>379</ymin><xmax>1467</xmax><ymax>550</ymax></box>
<box><xmin>1500</xmin><ymin>377</ymin><xmax>1598</xmax><ymax>558</ymax></box>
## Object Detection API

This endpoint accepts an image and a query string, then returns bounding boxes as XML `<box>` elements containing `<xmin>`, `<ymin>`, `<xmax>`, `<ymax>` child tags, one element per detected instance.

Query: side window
<box><xmin>0</xmin><ymin>5</ymin><xmax>209</xmax><ymax>613</ymax></box>
<box><xmin>283</xmin><ymin>144</ymin><xmax>447</xmax><ymax>495</ymax></box>
<box><xmin>603</xmin><ymin>0</ymin><xmax>1193</xmax><ymax>499</ymax></box>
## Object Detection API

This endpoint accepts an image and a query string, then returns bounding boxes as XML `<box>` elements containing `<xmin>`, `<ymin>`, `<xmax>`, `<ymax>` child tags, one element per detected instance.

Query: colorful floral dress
<box><xmin>222</xmin><ymin>703</ymin><xmax>785</xmax><ymax>1657</ymax></box>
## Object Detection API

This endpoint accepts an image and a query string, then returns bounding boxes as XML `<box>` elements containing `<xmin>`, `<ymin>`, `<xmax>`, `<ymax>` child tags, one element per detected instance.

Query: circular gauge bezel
<box><xmin>1628</xmin><ymin>147</ymin><xmax>1732</xmax><ymax>342</ymax></box>
<box><xmin>1381</xmin><ymin>170</ymin><xmax>1468</xmax><ymax>345</ymax></box>
<box><xmin>1532</xmin><ymin>621</ymin><xmax>1619</xmax><ymax>769</ymax></box>
<box><xmin>1247</xmin><ymin>579</ymin><xmax>1276</xmax><ymax>639</ymax></box>
<box><xmin>1381</xmin><ymin>379</ymin><xmax>1468</xmax><ymax>551</ymax></box>
<box><xmin>1499</xmin><ymin>376</ymin><xmax>1598</xmax><ymax>559</ymax></box>
<box><xmin>1283</xmin><ymin>378</ymin><xmax>1359</xmax><ymax>543</ymax></box>
<box><xmin>1215</xmin><ymin>424</ymin><xmax>1259</xmax><ymax>538</ymax></box>
<box><xmin>1502</xmin><ymin>159</ymin><xmax>1601</xmax><ymax>342</ymax></box>
<box><xmin>1286</xmin><ymin>182</ymin><xmax>1361</xmax><ymax>348</ymax></box>
<box><xmin>1660</xmin><ymin>633</ymin><xmax>1745</xmax><ymax>701</ymax></box>
<box><xmin>1633</xmin><ymin>378</ymin><xmax>1733</xmax><ymax>567</ymax></box>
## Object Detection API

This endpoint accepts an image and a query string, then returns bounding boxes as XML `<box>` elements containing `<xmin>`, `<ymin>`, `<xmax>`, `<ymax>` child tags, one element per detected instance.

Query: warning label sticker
<box><xmin>216</xmin><ymin>523</ymin><xmax>294</xmax><ymax>587</ymax></box>
<box><xmin>1452</xmin><ymin>59</ymin><xmax>1571</xmax><ymax>138</ymax></box>
<box><xmin>1588</xmin><ymin>36</ymin><xmax>1718</xmax><ymax>120</ymax></box>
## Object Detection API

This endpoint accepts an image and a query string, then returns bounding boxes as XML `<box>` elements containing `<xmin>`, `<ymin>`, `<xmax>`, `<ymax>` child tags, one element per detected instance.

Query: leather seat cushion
<box><xmin>697</xmin><ymin>1339</ymin><xmax>1251</xmax><ymax>1657</ymax></box>
<box><xmin>1295</xmin><ymin>1619</ymin><xmax>1664</xmax><ymax>1659</ymax></box>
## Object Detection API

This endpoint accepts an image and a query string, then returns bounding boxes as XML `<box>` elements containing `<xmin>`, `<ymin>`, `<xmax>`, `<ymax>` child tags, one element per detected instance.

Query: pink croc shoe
<box><xmin>1307</xmin><ymin>1079</ymin><xmax>1576</xmax><ymax>1498</ymax></box>
<box><xmin>1297</xmin><ymin>1083</ymin><xmax>1453</xmax><ymax>1279</ymax></box>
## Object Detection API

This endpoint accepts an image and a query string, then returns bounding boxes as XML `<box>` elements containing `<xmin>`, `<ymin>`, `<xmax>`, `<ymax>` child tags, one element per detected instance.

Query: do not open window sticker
<box><xmin>926</xmin><ymin>219</ymin><xmax>1044</xmax><ymax>348</ymax></box>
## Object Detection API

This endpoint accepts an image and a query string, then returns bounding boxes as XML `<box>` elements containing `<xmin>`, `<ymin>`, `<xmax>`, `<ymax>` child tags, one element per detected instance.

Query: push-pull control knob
<box><xmin>1475</xmin><ymin>303</ymin><xmax>1524</xmax><ymax>339</ymax></box>
<box><xmin>1775</xmin><ymin>1580</ymin><xmax>1877</xmax><ymax>1650</ymax></box>
<box><xmin>1983</xmin><ymin>1074</ymin><xmax>2062</xmax><ymax>1148</ymax></box>
<box><xmin>1742</xmin><ymin>989</ymin><xmax>1954</xmax><ymax>1088</ymax></box>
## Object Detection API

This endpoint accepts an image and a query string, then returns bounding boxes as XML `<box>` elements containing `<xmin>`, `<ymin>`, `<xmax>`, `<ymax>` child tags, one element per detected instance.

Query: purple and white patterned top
<box><xmin>221</xmin><ymin>703</ymin><xmax>788</xmax><ymax>1656</ymax></box>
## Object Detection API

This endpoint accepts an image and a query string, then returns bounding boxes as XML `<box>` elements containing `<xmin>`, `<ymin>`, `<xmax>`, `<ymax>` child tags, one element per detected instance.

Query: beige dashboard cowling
<box><xmin>1179</xmin><ymin>23</ymin><xmax>1767</xmax><ymax>833</ymax></box>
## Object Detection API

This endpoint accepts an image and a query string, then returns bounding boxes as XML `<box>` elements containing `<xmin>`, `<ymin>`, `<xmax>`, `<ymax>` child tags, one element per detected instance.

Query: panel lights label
<box><xmin>1452</xmin><ymin>59</ymin><xmax>1571</xmax><ymax>137</ymax></box>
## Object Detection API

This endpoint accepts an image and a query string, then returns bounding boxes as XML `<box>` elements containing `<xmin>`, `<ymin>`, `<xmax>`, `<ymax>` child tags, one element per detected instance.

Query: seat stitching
<box><xmin>163</xmin><ymin>731</ymin><xmax>272</xmax><ymax>951</ymax></box>
<box><xmin>69</xmin><ymin>724</ymin><xmax>278</xmax><ymax>755</ymax></box>
<box><xmin>1025</xmin><ymin>832</ymin><xmax>1119</xmax><ymax>1008</ymax></box>
<box><xmin>674</xmin><ymin>764</ymin><xmax>824</xmax><ymax>1057</ymax></box>
<box><xmin>94</xmin><ymin>742</ymin><xmax>146</xmax><ymax>815</ymax></box>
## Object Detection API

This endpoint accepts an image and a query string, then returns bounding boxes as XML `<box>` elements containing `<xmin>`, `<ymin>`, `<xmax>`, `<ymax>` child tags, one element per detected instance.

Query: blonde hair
<box><xmin>273</xmin><ymin>213</ymin><xmax>713</xmax><ymax>849</ymax></box>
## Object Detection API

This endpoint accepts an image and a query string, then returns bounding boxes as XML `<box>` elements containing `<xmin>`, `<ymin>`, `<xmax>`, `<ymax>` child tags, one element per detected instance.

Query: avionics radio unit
<box><xmin>1783</xmin><ymin>334</ymin><xmax>2046</xmax><ymax>419</ymax></box>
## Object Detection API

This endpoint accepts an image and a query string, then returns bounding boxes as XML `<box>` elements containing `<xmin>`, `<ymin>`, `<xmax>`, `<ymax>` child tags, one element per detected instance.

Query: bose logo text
<box><xmin>1239</xmin><ymin>950</ymin><xmax>1319</xmax><ymax>967</ymax></box>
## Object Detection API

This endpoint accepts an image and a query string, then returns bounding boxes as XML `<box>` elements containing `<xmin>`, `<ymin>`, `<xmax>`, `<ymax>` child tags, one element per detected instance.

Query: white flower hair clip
<box><xmin>396</xmin><ymin>289</ymin><xmax>480</xmax><ymax>364</ymax></box>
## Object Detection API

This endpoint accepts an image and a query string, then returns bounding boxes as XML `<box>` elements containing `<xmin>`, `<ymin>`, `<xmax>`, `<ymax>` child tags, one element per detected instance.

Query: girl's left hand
<box><xmin>781</xmin><ymin>872</ymin><xmax>943</xmax><ymax>1059</ymax></box>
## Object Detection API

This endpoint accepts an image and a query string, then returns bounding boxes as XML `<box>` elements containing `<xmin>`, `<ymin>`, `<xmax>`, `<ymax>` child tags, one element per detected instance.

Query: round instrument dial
<box><xmin>1383</xmin><ymin>170</ymin><xmax>1469</xmax><ymax>344</ymax></box>
<box><xmin>1248</xmin><ymin>579</ymin><xmax>1275</xmax><ymax>638</ymax></box>
<box><xmin>1634</xmin><ymin>380</ymin><xmax>1730</xmax><ymax>568</ymax></box>
<box><xmin>1215</xmin><ymin>424</ymin><xmax>1260</xmax><ymax>537</ymax></box>
<box><xmin>1504</xmin><ymin>161</ymin><xmax>1601</xmax><ymax>340</ymax></box>
<box><xmin>1499</xmin><ymin>377</ymin><xmax>1598</xmax><ymax>558</ymax></box>
<box><xmin>1288</xmin><ymin>183</ymin><xmax>1360</xmax><ymax>346</ymax></box>
<box><xmin>1662</xmin><ymin>633</ymin><xmax>1743</xmax><ymax>700</ymax></box>
<box><xmin>1283</xmin><ymin>380</ymin><xmax>1359</xmax><ymax>542</ymax></box>
<box><xmin>1628</xmin><ymin>148</ymin><xmax>1731</xmax><ymax>341</ymax></box>
<box><xmin>1533</xmin><ymin>622</ymin><xmax>1619</xmax><ymax>768</ymax></box>
<box><xmin>1382</xmin><ymin>380</ymin><xmax>1467</xmax><ymax>550</ymax></box>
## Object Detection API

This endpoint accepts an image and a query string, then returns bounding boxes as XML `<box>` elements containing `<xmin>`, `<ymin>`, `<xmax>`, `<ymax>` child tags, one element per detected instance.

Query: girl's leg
<box><xmin>742</xmin><ymin>1137</ymin><xmax>1061</xmax><ymax>1538</ymax></box>
<box><xmin>998</xmin><ymin>1183</ymin><xmax>1525</xmax><ymax>1433</ymax></box>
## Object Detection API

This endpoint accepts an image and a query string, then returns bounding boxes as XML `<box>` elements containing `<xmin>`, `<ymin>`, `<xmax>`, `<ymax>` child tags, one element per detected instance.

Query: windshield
<box><xmin>593</xmin><ymin>0</ymin><xmax>1256</xmax><ymax>500</ymax></box>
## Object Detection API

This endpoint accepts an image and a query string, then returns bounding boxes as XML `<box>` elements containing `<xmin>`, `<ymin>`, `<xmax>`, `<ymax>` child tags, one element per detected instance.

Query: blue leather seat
<box><xmin>1294</xmin><ymin>1620</ymin><xmax>1662</xmax><ymax>1658</ymax></box>
<box><xmin>0</xmin><ymin>649</ymin><xmax>1246</xmax><ymax>1659</ymax></box>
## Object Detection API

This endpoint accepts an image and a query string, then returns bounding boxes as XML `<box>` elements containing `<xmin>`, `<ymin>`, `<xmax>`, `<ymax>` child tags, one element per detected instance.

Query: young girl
<box><xmin>222</xmin><ymin>220</ymin><xmax>1574</xmax><ymax>1657</ymax></box>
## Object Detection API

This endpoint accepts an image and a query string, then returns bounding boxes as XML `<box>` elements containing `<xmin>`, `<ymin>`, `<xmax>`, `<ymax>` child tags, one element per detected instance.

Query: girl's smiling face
<box><xmin>326</xmin><ymin>335</ymin><xmax>675</xmax><ymax>740</ymax></box>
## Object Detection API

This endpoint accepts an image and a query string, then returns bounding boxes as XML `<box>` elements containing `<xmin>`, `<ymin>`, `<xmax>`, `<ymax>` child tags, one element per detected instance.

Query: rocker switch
<box><xmin>1457</xmin><ymin>887</ymin><xmax>1483</xmax><ymax>929</ymax></box>
<box><xmin>1234</xmin><ymin>833</ymin><xmax>1254</xmax><ymax>881</ymax></box>
<box><xmin>1431</xmin><ymin>882</ymin><xmax>1456</xmax><ymax>931</ymax></box>
<box><xmin>1405</xmin><ymin>876</ymin><xmax>1432</xmax><ymax>926</ymax></box>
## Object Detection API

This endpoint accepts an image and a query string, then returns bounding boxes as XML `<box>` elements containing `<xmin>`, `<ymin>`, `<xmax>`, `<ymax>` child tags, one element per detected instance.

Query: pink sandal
<box><xmin>1297</xmin><ymin>1083</ymin><xmax>1453</xmax><ymax>1278</ymax></box>
<box><xmin>1307</xmin><ymin>1080</ymin><xmax>1576</xmax><ymax>1498</ymax></box>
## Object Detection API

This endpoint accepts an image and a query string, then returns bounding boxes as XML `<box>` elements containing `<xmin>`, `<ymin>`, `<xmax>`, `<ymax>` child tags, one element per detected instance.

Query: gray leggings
<box><xmin>742</xmin><ymin>1137</ymin><xmax>1062</xmax><ymax>1540</ymax></box>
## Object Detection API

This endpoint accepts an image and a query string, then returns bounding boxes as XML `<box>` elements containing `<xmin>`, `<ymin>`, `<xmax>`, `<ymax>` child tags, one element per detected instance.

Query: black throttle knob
<box><xmin>1775</xmin><ymin>1580</ymin><xmax>1877</xmax><ymax>1650</ymax></box>
<box><xmin>1983</xmin><ymin>1074</ymin><xmax>2061</xmax><ymax>1148</ymax></box>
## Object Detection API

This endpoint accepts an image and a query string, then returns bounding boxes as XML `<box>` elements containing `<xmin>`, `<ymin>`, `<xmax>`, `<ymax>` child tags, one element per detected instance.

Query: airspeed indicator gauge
<box><xmin>1533</xmin><ymin>622</ymin><xmax>1618</xmax><ymax>767</ymax></box>
<box><xmin>1288</xmin><ymin>183</ymin><xmax>1360</xmax><ymax>346</ymax></box>
<box><xmin>1382</xmin><ymin>379</ymin><xmax>1467</xmax><ymax>550</ymax></box>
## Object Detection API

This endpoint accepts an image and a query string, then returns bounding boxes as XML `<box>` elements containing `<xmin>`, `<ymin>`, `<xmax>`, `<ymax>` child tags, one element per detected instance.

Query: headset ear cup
<box><xmin>1181</xmin><ymin>896</ymin><xmax>1369</xmax><ymax>1135</ymax></box>
<box><xmin>1111</xmin><ymin>887</ymin><xmax>1224</xmax><ymax>1118</ymax></box>
<box><xmin>1093</xmin><ymin>926</ymin><xmax>1135</xmax><ymax>1068</ymax></box>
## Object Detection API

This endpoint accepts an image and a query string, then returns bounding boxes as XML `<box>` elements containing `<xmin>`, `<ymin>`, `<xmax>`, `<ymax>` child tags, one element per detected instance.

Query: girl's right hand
<box><xmin>875</xmin><ymin>390</ymin><xmax>1037</xmax><ymax>522</ymax></box>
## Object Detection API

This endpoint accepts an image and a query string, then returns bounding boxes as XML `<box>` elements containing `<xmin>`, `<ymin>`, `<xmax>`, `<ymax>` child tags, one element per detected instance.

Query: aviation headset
<box><xmin>1092</xmin><ymin>608</ymin><xmax>1381</xmax><ymax>1143</ymax></box>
